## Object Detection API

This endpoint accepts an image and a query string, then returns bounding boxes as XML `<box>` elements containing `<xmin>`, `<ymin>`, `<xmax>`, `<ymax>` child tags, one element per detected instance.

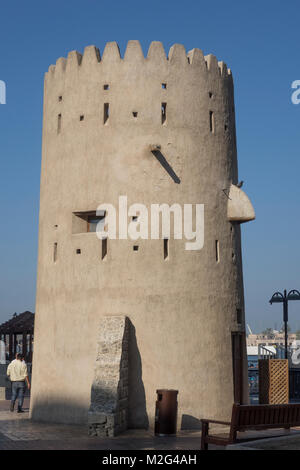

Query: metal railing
<box><xmin>258</xmin><ymin>344</ymin><xmax>276</xmax><ymax>360</ymax></box>
<box><xmin>257</xmin><ymin>344</ymin><xmax>288</xmax><ymax>360</ymax></box>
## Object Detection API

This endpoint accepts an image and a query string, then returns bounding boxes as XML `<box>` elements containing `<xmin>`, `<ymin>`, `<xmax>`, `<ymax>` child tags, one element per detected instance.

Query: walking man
<box><xmin>7</xmin><ymin>353</ymin><xmax>30</xmax><ymax>413</ymax></box>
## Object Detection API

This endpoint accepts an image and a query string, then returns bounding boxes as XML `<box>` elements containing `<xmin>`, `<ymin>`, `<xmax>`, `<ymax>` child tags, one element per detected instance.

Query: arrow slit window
<box><xmin>161</xmin><ymin>103</ymin><xmax>167</xmax><ymax>125</ymax></box>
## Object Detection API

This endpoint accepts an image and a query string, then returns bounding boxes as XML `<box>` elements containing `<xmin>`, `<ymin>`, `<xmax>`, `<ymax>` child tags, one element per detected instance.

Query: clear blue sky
<box><xmin>0</xmin><ymin>0</ymin><xmax>299</xmax><ymax>332</ymax></box>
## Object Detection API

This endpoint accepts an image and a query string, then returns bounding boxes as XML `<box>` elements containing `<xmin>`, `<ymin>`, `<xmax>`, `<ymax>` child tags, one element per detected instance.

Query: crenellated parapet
<box><xmin>45</xmin><ymin>40</ymin><xmax>232</xmax><ymax>82</ymax></box>
<box><xmin>43</xmin><ymin>40</ymin><xmax>236</xmax><ymax>149</ymax></box>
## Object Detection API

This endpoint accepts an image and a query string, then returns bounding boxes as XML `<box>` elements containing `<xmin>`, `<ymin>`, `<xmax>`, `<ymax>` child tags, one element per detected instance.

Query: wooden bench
<box><xmin>201</xmin><ymin>403</ymin><xmax>300</xmax><ymax>450</ymax></box>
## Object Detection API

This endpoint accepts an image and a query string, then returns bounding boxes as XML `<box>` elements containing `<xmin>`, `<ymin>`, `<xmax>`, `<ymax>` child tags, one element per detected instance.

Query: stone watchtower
<box><xmin>30</xmin><ymin>40</ymin><xmax>255</xmax><ymax>430</ymax></box>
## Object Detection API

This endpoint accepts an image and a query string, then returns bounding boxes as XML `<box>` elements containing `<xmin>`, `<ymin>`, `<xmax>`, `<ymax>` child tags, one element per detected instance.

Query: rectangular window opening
<box><xmin>53</xmin><ymin>242</ymin><xmax>57</xmax><ymax>262</ymax></box>
<box><xmin>209</xmin><ymin>111</ymin><xmax>214</xmax><ymax>133</ymax></box>
<box><xmin>162</xmin><ymin>83</ymin><xmax>167</xmax><ymax>89</ymax></box>
<box><xmin>104</xmin><ymin>103</ymin><xmax>109</xmax><ymax>124</ymax></box>
<box><xmin>58</xmin><ymin>95</ymin><xmax>62</xmax><ymax>102</ymax></box>
<box><xmin>132</xmin><ymin>111</ymin><xmax>138</xmax><ymax>118</ymax></box>
<box><xmin>103</xmin><ymin>84</ymin><xmax>109</xmax><ymax>90</ymax></box>
<box><xmin>215</xmin><ymin>240</ymin><xmax>220</xmax><ymax>263</ymax></box>
<box><xmin>87</xmin><ymin>211</ymin><xmax>106</xmax><ymax>233</ymax></box>
<box><xmin>102</xmin><ymin>238</ymin><xmax>107</xmax><ymax>259</ymax></box>
<box><xmin>161</xmin><ymin>103</ymin><xmax>167</xmax><ymax>125</ymax></box>
<box><xmin>76</xmin><ymin>248</ymin><xmax>81</xmax><ymax>254</ymax></box>
<box><xmin>80</xmin><ymin>115</ymin><xmax>84</xmax><ymax>121</ymax></box>
<box><xmin>133</xmin><ymin>245</ymin><xmax>139</xmax><ymax>252</ymax></box>
<box><xmin>236</xmin><ymin>308</ymin><xmax>242</xmax><ymax>325</ymax></box>
<box><xmin>164</xmin><ymin>238</ymin><xmax>169</xmax><ymax>260</ymax></box>
<box><xmin>72</xmin><ymin>211</ymin><xmax>106</xmax><ymax>234</ymax></box>
<box><xmin>57</xmin><ymin>114</ymin><xmax>62</xmax><ymax>134</ymax></box>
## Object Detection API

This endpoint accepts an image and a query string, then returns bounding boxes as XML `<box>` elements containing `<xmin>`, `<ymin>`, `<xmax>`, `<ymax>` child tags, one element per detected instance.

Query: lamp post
<box><xmin>269</xmin><ymin>289</ymin><xmax>300</xmax><ymax>359</ymax></box>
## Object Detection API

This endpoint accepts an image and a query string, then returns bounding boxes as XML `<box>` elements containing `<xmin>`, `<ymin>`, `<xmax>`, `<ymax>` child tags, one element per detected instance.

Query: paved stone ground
<box><xmin>244</xmin><ymin>434</ymin><xmax>300</xmax><ymax>450</ymax></box>
<box><xmin>0</xmin><ymin>399</ymin><xmax>204</xmax><ymax>450</ymax></box>
<box><xmin>227</xmin><ymin>432</ymin><xmax>300</xmax><ymax>450</ymax></box>
<box><xmin>1</xmin><ymin>398</ymin><xmax>300</xmax><ymax>450</ymax></box>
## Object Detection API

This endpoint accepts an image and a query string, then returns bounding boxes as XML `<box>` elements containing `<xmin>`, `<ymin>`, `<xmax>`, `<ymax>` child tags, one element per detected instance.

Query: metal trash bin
<box><xmin>155</xmin><ymin>389</ymin><xmax>178</xmax><ymax>436</ymax></box>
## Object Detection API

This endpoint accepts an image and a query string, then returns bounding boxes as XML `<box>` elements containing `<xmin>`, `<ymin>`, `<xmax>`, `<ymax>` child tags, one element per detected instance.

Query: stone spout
<box><xmin>227</xmin><ymin>184</ymin><xmax>255</xmax><ymax>223</ymax></box>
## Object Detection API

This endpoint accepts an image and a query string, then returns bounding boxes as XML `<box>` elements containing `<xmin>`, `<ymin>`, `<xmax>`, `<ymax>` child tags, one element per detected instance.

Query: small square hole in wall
<box><xmin>58</xmin><ymin>96</ymin><xmax>62</xmax><ymax>102</ymax></box>
<box><xmin>103</xmin><ymin>84</ymin><xmax>109</xmax><ymax>90</ymax></box>
<box><xmin>133</xmin><ymin>245</ymin><xmax>139</xmax><ymax>251</ymax></box>
<box><xmin>132</xmin><ymin>112</ymin><xmax>138</xmax><ymax>118</ymax></box>
<box><xmin>76</xmin><ymin>249</ymin><xmax>81</xmax><ymax>254</ymax></box>
<box><xmin>209</xmin><ymin>92</ymin><xmax>213</xmax><ymax>98</ymax></box>
<box><xmin>80</xmin><ymin>115</ymin><xmax>84</xmax><ymax>121</ymax></box>
<box><xmin>132</xmin><ymin>216</ymin><xmax>138</xmax><ymax>222</ymax></box>
<box><xmin>162</xmin><ymin>83</ymin><xmax>167</xmax><ymax>89</ymax></box>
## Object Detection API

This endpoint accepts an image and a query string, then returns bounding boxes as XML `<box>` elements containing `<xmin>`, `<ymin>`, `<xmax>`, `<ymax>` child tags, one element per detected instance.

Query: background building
<box><xmin>0</xmin><ymin>311</ymin><xmax>34</xmax><ymax>363</ymax></box>
<box><xmin>247</xmin><ymin>332</ymin><xmax>297</xmax><ymax>348</ymax></box>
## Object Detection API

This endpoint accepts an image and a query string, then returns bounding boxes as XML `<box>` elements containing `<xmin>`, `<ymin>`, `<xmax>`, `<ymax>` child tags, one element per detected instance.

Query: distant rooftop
<box><xmin>0</xmin><ymin>311</ymin><xmax>34</xmax><ymax>334</ymax></box>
